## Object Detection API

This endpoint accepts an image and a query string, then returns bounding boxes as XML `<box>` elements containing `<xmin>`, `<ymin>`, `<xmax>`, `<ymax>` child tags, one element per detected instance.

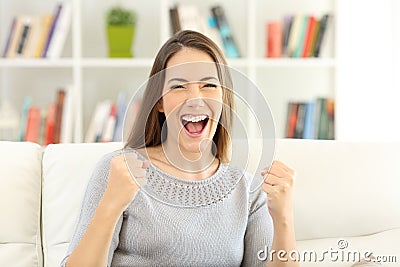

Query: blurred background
<box><xmin>0</xmin><ymin>0</ymin><xmax>399</xmax><ymax>144</ymax></box>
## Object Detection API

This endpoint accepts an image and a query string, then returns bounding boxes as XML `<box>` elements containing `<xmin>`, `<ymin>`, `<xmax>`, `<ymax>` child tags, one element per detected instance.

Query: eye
<box><xmin>202</xmin><ymin>83</ymin><xmax>218</xmax><ymax>88</ymax></box>
<box><xmin>170</xmin><ymin>84</ymin><xmax>185</xmax><ymax>90</ymax></box>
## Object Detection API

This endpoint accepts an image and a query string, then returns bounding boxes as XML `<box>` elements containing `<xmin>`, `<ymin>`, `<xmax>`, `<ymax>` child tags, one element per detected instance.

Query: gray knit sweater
<box><xmin>60</xmin><ymin>149</ymin><xmax>273</xmax><ymax>267</ymax></box>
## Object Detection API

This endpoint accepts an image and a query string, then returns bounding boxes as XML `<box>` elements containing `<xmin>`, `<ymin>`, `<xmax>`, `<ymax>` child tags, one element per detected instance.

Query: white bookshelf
<box><xmin>0</xmin><ymin>0</ymin><xmax>338</xmax><ymax>142</ymax></box>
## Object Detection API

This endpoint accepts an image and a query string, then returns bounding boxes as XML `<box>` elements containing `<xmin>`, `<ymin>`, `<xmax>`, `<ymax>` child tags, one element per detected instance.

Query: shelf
<box><xmin>0</xmin><ymin>58</ymin><xmax>74</xmax><ymax>68</ymax></box>
<box><xmin>254</xmin><ymin>58</ymin><xmax>336</xmax><ymax>68</ymax></box>
<box><xmin>80</xmin><ymin>58</ymin><xmax>154</xmax><ymax>68</ymax></box>
<box><xmin>0</xmin><ymin>57</ymin><xmax>336</xmax><ymax>69</ymax></box>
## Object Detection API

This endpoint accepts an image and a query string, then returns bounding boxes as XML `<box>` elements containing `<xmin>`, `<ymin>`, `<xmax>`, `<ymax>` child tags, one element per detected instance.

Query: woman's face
<box><xmin>159</xmin><ymin>47</ymin><xmax>223</xmax><ymax>155</ymax></box>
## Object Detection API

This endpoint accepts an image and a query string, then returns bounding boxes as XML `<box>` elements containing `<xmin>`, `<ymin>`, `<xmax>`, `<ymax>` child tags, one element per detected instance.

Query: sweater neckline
<box><xmin>124</xmin><ymin>148</ymin><xmax>242</xmax><ymax>207</ymax></box>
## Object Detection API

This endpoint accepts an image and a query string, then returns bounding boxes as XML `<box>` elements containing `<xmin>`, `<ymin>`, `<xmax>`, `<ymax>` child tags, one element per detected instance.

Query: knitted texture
<box><xmin>60</xmin><ymin>149</ymin><xmax>273</xmax><ymax>267</ymax></box>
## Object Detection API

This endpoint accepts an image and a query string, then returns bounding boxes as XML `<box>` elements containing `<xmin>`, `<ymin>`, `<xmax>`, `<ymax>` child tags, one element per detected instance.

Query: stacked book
<box><xmin>285</xmin><ymin>97</ymin><xmax>335</xmax><ymax>140</ymax></box>
<box><xmin>84</xmin><ymin>91</ymin><xmax>140</xmax><ymax>143</ymax></box>
<box><xmin>266</xmin><ymin>13</ymin><xmax>332</xmax><ymax>58</ymax></box>
<box><xmin>169</xmin><ymin>4</ymin><xmax>240</xmax><ymax>58</ymax></box>
<box><xmin>18</xmin><ymin>86</ymin><xmax>74</xmax><ymax>145</ymax></box>
<box><xmin>2</xmin><ymin>1</ymin><xmax>72</xmax><ymax>59</ymax></box>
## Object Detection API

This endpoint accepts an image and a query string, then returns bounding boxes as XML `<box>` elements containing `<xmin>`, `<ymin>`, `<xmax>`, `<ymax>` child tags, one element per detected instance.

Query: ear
<box><xmin>157</xmin><ymin>100</ymin><xmax>164</xmax><ymax>112</ymax></box>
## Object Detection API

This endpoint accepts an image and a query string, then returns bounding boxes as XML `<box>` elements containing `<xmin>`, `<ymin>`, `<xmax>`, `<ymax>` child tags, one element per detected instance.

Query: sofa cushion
<box><xmin>41</xmin><ymin>142</ymin><xmax>122</xmax><ymax>267</ymax></box>
<box><xmin>0</xmin><ymin>141</ymin><xmax>43</xmax><ymax>267</ymax></box>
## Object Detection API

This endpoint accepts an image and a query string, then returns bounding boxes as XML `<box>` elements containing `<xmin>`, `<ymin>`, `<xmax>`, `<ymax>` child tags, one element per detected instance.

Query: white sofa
<box><xmin>0</xmin><ymin>139</ymin><xmax>399</xmax><ymax>267</ymax></box>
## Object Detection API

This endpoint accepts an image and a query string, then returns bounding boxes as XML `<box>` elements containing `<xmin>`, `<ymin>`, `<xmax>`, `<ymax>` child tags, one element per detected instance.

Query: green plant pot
<box><xmin>107</xmin><ymin>25</ymin><xmax>135</xmax><ymax>58</ymax></box>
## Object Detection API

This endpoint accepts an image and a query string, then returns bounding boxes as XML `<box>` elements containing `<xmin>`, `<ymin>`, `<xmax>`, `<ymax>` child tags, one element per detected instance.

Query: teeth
<box><xmin>182</xmin><ymin>115</ymin><xmax>207</xmax><ymax>122</ymax></box>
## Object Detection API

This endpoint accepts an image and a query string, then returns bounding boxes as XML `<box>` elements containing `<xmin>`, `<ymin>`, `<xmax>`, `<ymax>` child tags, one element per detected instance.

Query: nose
<box><xmin>186</xmin><ymin>84</ymin><xmax>205</xmax><ymax>108</ymax></box>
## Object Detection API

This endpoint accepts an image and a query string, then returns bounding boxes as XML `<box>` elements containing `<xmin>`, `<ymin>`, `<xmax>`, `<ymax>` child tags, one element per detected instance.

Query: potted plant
<box><xmin>106</xmin><ymin>6</ymin><xmax>137</xmax><ymax>57</ymax></box>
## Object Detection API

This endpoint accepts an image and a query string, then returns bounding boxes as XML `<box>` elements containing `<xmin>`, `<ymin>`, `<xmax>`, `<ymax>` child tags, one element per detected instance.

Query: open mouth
<box><xmin>180</xmin><ymin>114</ymin><xmax>209</xmax><ymax>136</ymax></box>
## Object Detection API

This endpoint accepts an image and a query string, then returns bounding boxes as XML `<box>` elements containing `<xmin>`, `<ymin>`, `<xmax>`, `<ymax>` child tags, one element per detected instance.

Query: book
<box><xmin>46</xmin><ymin>1</ymin><xmax>72</xmax><ymax>58</ymax></box>
<box><xmin>309</xmin><ymin>19</ymin><xmax>321</xmax><ymax>58</ymax></box>
<box><xmin>18</xmin><ymin>96</ymin><xmax>32</xmax><ymax>141</ymax></box>
<box><xmin>266</xmin><ymin>21</ymin><xmax>282</xmax><ymax>58</ymax></box>
<box><xmin>210</xmin><ymin>5</ymin><xmax>240</xmax><ymax>58</ymax></box>
<box><xmin>294</xmin><ymin>102</ymin><xmax>306</xmax><ymax>138</ymax></box>
<box><xmin>302</xmin><ymin>102</ymin><xmax>315</xmax><ymax>139</ymax></box>
<box><xmin>313</xmin><ymin>14</ymin><xmax>330</xmax><ymax>57</ymax></box>
<box><xmin>16</xmin><ymin>18</ymin><xmax>32</xmax><ymax>57</ymax></box>
<box><xmin>292</xmin><ymin>15</ymin><xmax>309</xmax><ymax>58</ymax></box>
<box><xmin>2</xmin><ymin>17</ymin><xmax>17</xmax><ymax>57</ymax></box>
<box><xmin>326</xmin><ymin>98</ymin><xmax>335</xmax><ymax>139</ymax></box>
<box><xmin>285</xmin><ymin>102</ymin><xmax>298</xmax><ymax>138</ymax></box>
<box><xmin>23</xmin><ymin>16</ymin><xmax>41</xmax><ymax>58</ymax></box>
<box><xmin>85</xmin><ymin>100</ymin><xmax>112</xmax><ymax>142</ymax></box>
<box><xmin>34</xmin><ymin>14</ymin><xmax>53</xmax><ymax>58</ymax></box>
<box><xmin>42</xmin><ymin>3</ymin><xmax>63</xmax><ymax>58</ymax></box>
<box><xmin>24</xmin><ymin>107</ymin><xmax>41</xmax><ymax>143</ymax></box>
<box><xmin>169</xmin><ymin>4</ymin><xmax>224</xmax><ymax>56</ymax></box>
<box><xmin>6</xmin><ymin>16</ymin><xmax>25</xmax><ymax>58</ymax></box>
<box><xmin>286</xmin><ymin>14</ymin><xmax>303</xmax><ymax>57</ymax></box>
<box><xmin>315</xmin><ymin>97</ymin><xmax>329</xmax><ymax>139</ymax></box>
<box><xmin>52</xmin><ymin>89</ymin><xmax>66</xmax><ymax>144</ymax></box>
<box><xmin>169</xmin><ymin>5</ymin><xmax>181</xmax><ymax>34</ymax></box>
<box><xmin>282</xmin><ymin>15</ymin><xmax>294</xmax><ymax>57</ymax></box>
<box><xmin>44</xmin><ymin>104</ymin><xmax>56</xmax><ymax>145</ymax></box>
<box><xmin>302</xmin><ymin>16</ymin><xmax>316</xmax><ymax>58</ymax></box>
<box><xmin>112</xmin><ymin>91</ymin><xmax>128</xmax><ymax>142</ymax></box>
<box><xmin>101</xmin><ymin>104</ymin><xmax>117</xmax><ymax>142</ymax></box>
<box><xmin>38</xmin><ymin>108</ymin><xmax>47</xmax><ymax>145</ymax></box>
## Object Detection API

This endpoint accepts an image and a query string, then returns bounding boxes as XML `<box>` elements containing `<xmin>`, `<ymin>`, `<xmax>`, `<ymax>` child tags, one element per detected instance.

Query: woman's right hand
<box><xmin>102</xmin><ymin>153</ymin><xmax>149</xmax><ymax>215</ymax></box>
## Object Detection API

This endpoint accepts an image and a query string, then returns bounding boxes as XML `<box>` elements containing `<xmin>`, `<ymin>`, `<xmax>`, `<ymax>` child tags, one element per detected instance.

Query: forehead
<box><xmin>165</xmin><ymin>48</ymin><xmax>219</xmax><ymax>82</ymax></box>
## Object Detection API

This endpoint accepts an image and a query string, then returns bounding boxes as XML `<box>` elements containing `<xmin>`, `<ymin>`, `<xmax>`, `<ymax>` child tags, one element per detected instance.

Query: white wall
<box><xmin>336</xmin><ymin>0</ymin><xmax>400</xmax><ymax>141</ymax></box>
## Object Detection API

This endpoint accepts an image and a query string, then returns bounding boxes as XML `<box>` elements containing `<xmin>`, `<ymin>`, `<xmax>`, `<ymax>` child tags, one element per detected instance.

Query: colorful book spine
<box><xmin>24</xmin><ymin>107</ymin><xmax>41</xmax><ymax>143</ymax></box>
<box><xmin>18</xmin><ymin>96</ymin><xmax>32</xmax><ymax>141</ymax></box>
<box><xmin>42</xmin><ymin>3</ymin><xmax>63</xmax><ymax>58</ymax></box>
<box><xmin>266</xmin><ymin>21</ymin><xmax>282</xmax><ymax>58</ymax></box>
<box><xmin>282</xmin><ymin>15</ymin><xmax>294</xmax><ymax>57</ymax></box>
<box><xmin>302</xmin><ymin>102</ymin><xmax>315</xmax><ymax>139</ymax></box>
<box><xmin>313</xmin><ymin>14</ymin><xmax>330</xmax><ymax>57</ymax></box>
<box><xmin>101</xmin><ymin>104</ymin><xmax>117</xmax><ymax>142</ymax></box>
<box><xmin>285</xmin><ymin>98</ymin><xmax>334</xmax><ymax>140</ymax></box>
<box><xmin>285</xmin><ymin>102</ymin><xmax>298</xmax><ymax>138</ymax></box>
<box><xmin>292</xmin><ymin>15</ymin><xmax>309</xmax><ymax>58</ymax></box>
<box><xmin>46</xmin><ymin>1</ymin><xmax>72</xmax><ymax>58</ymax></box>
<box><xmin>294</xmin><ymin>102</ymin><xmax>306</xmax><ymax>138</ymax></box>
<box><xmin>211</xmin><ymin>5</ymin><xmax>240</xmax><ymax>58</ymax></box>
<box><xmin>112</xmin><ymin>91</ymin><xmax>128</xmax><ymax>142</ymax></box>
<box><xmin>53</xmin><ymin>89</ymin><xmax>66</xmax><ymax>144</ymax></box>
<box><xmin>16</xmin><ymin>19</ymin><xmax>32</xmax><ymax>56</ymax></box>
<box><xmin>2</xmin><ymin>17</ymin><xmax>17</xmax><ymax>57</ymax></box>
<box><xmin>302</xmin><ymin>16</ymin><xmax>316</xmax><ymax>58</ymax></box>
<box><xmin>44</xmin><ymin>104</ymin><xmax>56</xmax><ymax>145</ymax></box>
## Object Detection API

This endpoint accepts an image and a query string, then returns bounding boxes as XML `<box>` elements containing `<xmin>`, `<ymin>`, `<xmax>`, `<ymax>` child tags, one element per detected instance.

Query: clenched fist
<box><xmin>102</xmin><ymin>153</ymin><xmax>149</xmax><ymax>215</ymax></box>
<box><xmin>261</xmin><ymin>160</ymin><xmax>296</xmax><ymax>222</ymax></box>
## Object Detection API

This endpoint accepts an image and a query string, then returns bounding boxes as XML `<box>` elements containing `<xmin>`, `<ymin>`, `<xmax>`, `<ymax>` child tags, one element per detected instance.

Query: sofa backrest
<box><xmin>2</xmin><ymin>139</ymin><xmax>400</xmax><ymax>267</ymax></box>
<box><xmin>275</xmin><ymin>139</ymin><xmax>400</xmax><ymax>240</ymax></box>
<box><xmin>0</xmin><ymin>142</ymin><xmax>43</xmax><ymax>267</ymax></box>
<box><xmin>41</xmin><ymin>142</ymin><xmax>122</xmax><ymax>267</ymax></box>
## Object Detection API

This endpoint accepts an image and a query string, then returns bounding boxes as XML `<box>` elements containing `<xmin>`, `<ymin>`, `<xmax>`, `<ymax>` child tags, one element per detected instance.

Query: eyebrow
<box><xmin>167</xmin><ymin>76</ymin><xmax>219</xmax><ymax>84</ymax></box>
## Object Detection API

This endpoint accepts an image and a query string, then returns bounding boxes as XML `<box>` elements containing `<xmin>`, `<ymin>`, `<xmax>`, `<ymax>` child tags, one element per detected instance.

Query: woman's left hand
<box><xmin>261</xmin><ymin>160</ymin><xmax>296</xmax><ymax>222</ymax></box>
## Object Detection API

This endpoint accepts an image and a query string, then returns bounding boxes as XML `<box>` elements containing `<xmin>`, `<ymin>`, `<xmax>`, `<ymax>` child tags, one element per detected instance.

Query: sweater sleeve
<box><xmin>60</xmin><ymin>152</ymin><xmax>123</xmax><ymax>267</ymax></box>
<box><xmin>241</xmin><ymin>186</ymin><xmax>274</xmax><ymax>267</ymax></box>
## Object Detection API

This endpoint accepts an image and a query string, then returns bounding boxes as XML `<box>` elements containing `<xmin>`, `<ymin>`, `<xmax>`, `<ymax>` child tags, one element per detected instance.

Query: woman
<box><xmin>62</xmin><ymin>30</ymin><xmax>298</xmax><ymax>267</ymax></box>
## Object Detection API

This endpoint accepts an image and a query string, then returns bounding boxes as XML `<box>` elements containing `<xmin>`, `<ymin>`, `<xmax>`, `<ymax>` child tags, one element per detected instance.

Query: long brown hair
<box><xmin>125</xmin><ymin>30</ymin><xmax>234</xmax><ymax>163</ymax></box>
